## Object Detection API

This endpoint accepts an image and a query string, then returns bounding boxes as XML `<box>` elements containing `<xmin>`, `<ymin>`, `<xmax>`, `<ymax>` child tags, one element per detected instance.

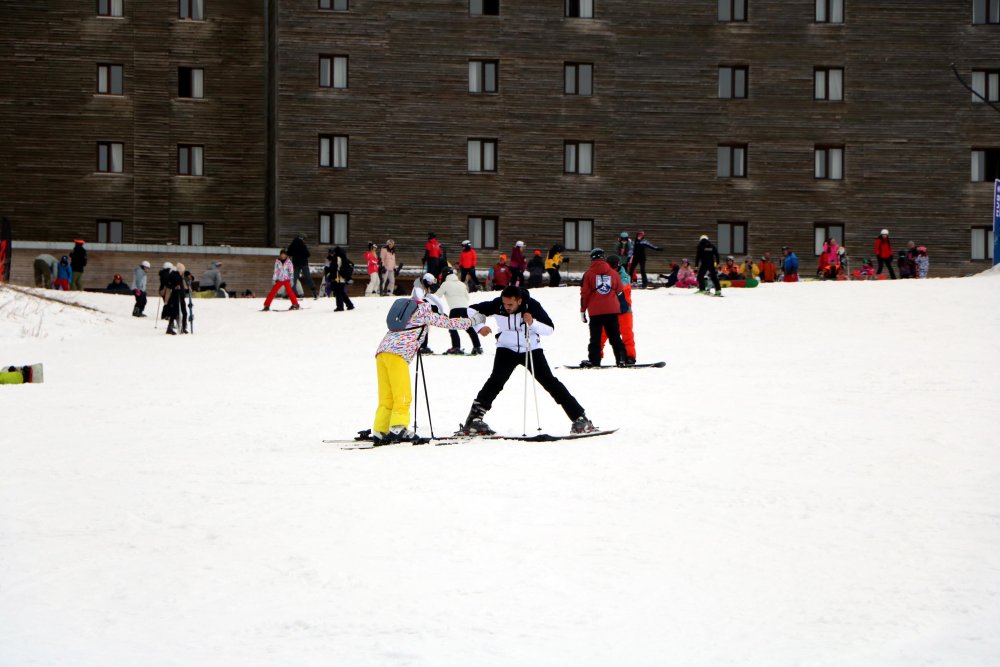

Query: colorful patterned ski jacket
<box><xmin>272</xmin><ymin>257</ymin><xmax>294</xmax><ymax>282</ymax></box>
<box><xmin>376</xmin><ymin>301</ymin><xmax>474</xmax><ymax>363</ymax></box>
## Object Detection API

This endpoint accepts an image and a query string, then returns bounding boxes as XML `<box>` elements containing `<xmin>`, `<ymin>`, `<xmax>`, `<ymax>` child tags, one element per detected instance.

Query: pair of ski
<box><xmin>561</xmin><ymin>361</ymin><xmax>665</xmax><ymax>370</ymax></box>
<box><xmin>326</xmin><ymin>428</ymin><xmax>618</xmax><ymax>450</ymax></box>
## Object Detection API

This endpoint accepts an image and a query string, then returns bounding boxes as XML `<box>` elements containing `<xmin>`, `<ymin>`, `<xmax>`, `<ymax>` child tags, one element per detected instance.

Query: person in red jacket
<box><xmin>459</xmin><ymin>240</ymin><xmax>480</xmax><ymax>289</ymax></box>
<box><xmin>579</xmin><ymin>248</ymin><xmax>627</xmax><ymax>367</ymax></box>
<box><xmin>509</xmin><ymin>241</ymin><xmax>527</xmax><ymax>286</ymax></box>
<box><xmin>424</xmin><ymin>232</ymin><xmax>443</xmax><ymax>280</ymax></box>
<box><xmin>874</xmin><ymin>229</ymin><xmax>896</xmax><ymax>279</ymax></box>
<box><xmin>364</xmin><ymin>242</ymin><xmax>380</xmax><ymax>296</ymax></box>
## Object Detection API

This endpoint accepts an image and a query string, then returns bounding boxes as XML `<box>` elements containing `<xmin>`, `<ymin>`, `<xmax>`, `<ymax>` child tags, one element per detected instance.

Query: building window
<box><xmin>97</xmin><ymin>0</ymin><xmax>123</xmax><ymax>17</ymax></box>
<box><xmin>972</xmin><ymin>70</ymin><xmax>1000</xmax><ymax>103</ymax></box>
<box><xmin>718</xmin><ymin>222</ymin><xmax>747</xmax><ymax>256</ymax></box>
<box><xmin>320</xmin><ymin>135</ymin><xmax>349</xmax><ymax>168</ymax></box>
<box><xmin>178</xmin><ymin>145</ymin><xmax>204</xmax><ymax>176</ymax></box>
<box><xmin>468</xmin><ymin>139</ymin><xmax>497</xmax><ymax>172</ymax></box>
<box><xmin>319</xmin><ymin>212</ymin><xmax>349</xmax><ymax>245</ymax></box>
<box><xmin>815</xmin><ymin>146</ymin><xmax>845</xmax><ymax>179</ymax></box>
<box><xmin>470</xmin><ymin>0</ymin><xmax>499</xmax><ymax>15</ymax></box>
<box><xmin>96</xmin><ymin>219</ymin><xmax>124</xmax><ymax>244</ymax></box>
<box><xmin>718</xmin><ymin>0</ymin><xmax>747</xmax><ymax>22</ymax></box>
<box><xmin>565</xmin><ymin>0</ymin><xmax>593</xmax><ymax>18</ymax></box>
<box><xmin>972</xmin><ymin>148</ymin><xmax>1000</xmax><ymax>181</ymax></box>
<box><xmin>469</xmin><ymin>60</ymin><xmax>499</xmax><ymax>94</ymax></box>
<box><xmin>178</xmin><ymin>67</ymin><xmax>204</xmax><ymax>98</ymax></box>
<box><xmin>319</xmin><ymin>0</ymin><xmax>348</xmax><ymax>9</ymax></box>
<box><xmin>972</xmin><ymin>227</ymin><xmax>995</xmax><ymax>260</ymax></box>
<box><xmin>973</xmin><ymin>0</ymin><xmax>1000</xmax><ymax>24</ymax></box>
<box><xmin>814</xmin><ymin>223</ymin><xmax>844</xmax><ymax>255</ymax></box>
<box><xmin>319</xmin><ymin>55</ymin><xmax>348</xmax><ymax>89</ymax></box>
<box><xmin>815</xmin><ymin>67</ymin><xmax>844</xmax><ymax>101</ymax></box>
<box><xmin>816</xmin><ymin>0</ymin><xmax>843</xmax><ymax>23</ymax></box>
<box><xmin>565</xmin><ymin>63</ymin><xmax>593</xmax><ymax>96</ymax></box>
<box><xmin>468</xmin><ymin>216</ymin><xmax>498</xmax><ymax>249</ymax></box>
<box><xmin>179</xmin><ymin>223</ymin><xmax>205</xmax><ymax>246</ymax></box>
<box><xmin>718</xmin><ymin>66</ymin><xmax>748</xmax><ymax>99</ymax></box>
<box><xmin>179</xmin><ymin>0</ymin><xmax>204</xmax><ymax>20</ymax></box>
<box><xmin>717</xmin><ymin>144</ymin><xmax>747</xmax><ymax>178</ymax></box>
<box><xmin>564</xmin><ymin>141</ymin><xmax>594</xmax><ymax>175</ymax></box>
<box><xmin>564</xmin><ymin>218</ymin><xmax>593</xmax><ymax>251</ymax></box>
<box><xmin>97</xmin><ymin>64</ymin><xmax>124</xmax><ymax>95</ymax></box>
<box><xmin>97</xmin><ymin>142</ymin><xmax>124</xmax><ymax>173</ymax></box>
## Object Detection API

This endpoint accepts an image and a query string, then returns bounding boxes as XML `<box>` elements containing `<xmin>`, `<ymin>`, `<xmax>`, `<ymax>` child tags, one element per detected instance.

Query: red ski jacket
<box><xmin>874</xmin><ymin>237</ymin><xmax>893</xmax><ymax>259</ymax></box>
<box><xmin>580</xmin><ymin>260</ymin><xmax>624</xmax><ymax>316</ymax></box>
<box><xmin>459</xmin><ymin>248</ymin><xmax>477</xmax><ymax>268</ymax></box>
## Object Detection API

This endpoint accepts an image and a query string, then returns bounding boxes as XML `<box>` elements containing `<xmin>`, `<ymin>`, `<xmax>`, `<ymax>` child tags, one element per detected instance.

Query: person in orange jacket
<box><xmin>758</xmin><ymin>252</ymin><xmax>778</xmax><ymax>283</ymax></box>
<box><xmin>458</xmin><ymin>240</ymin><xmax>480</xmax><ymax>289</ymax></box>
<box><xmin>580</xmin><ymin>248</ymin><xmax>627</xmax><ymax>367</ymax></box>
<box><xmin>874</xmin><ymin>229</ymin><xmax>896</xmax><ymax>279</ymax></box>
<box><xmin>600</xmin><ymin>255</ymin><xmax>636</xmax><ymax>364</ymax></box>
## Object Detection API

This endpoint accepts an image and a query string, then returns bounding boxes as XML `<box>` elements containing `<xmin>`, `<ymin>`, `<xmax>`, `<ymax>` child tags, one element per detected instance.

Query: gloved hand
<box><xmin>580</xmin><ymin>312</ymin><xmax>587</xmax><ymax>323</ymax></box>
<box><xmin>471</xmin><ymin>311</ymin><xmax>487</xmax><ymax>327</ymax></box>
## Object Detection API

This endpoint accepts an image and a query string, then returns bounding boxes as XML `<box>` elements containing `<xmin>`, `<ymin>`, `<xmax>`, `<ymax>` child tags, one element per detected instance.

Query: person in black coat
<box><xmin>695</xmin><ymin>235</ymin><xmax>722</xmax><ymax>295</ymax></box>
<box><xmin>629</xmin><ymin>231</ymin><xmax>660</xmax><ymax>288</ymax></box>
<box><xmin>69</xmin><ymin>240</ymin><xmax>87</xmax><ymax>291</ymax></box>
<box><xmin>287</xmin><ymin>235</ymin><xmax>318</xmax><ymax>299</ymax></box>
<box><xmin>163</xmin><ymin>263</ymin><xmax>190</xmax><ymax>335</ymax></box>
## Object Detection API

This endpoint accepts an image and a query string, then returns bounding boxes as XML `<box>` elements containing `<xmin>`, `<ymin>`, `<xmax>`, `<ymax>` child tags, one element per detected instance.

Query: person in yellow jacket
<box><xmin>739</xmin><ymin>256</ymin><xmax>760</xmax><ymax>280</ymax></box>
<box><xmin>544</xmin><ymin>244</ymin><xmax>565</xmax><ymax>287</ymax></box>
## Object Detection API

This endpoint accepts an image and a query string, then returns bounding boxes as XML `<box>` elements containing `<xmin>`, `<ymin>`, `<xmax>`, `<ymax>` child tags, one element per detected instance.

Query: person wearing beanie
<box><xmin>526</xmin><ymin>249</ymin><xmax>545</xmax><ymax>288</ymax></box>
<box><xmin>695</xmin><ymin>234</ymin><xmax>723</xmax><ymax>295</ymax></box>
<box><xmin>262</xmin><ymin>248</ymin><xmax>300</xmax><ymax>312</ymax></box>
<box><xmin>489</xmin><ymin>253</ymin><xmax>512</xmax><ymax>290</ymax></box>
<box><xmin>132</xmin><ymin>260</ymin><xmax>150</xmax><ymax>317</ymax></box>
<box><xmin>54</xmin><ymin>255</ymin><xmax>72</xmax><ymax>291</ymax></box>
<box><xmin>874</xmin><ymin>229</ymin><xmax>896</xmax><ymax>279</ymax></box>
<box><xmin>509</xmin><ymin>241</ymin><xmax>527</xmax><ymax>286</ymax></box>
<box><xmin>580</xmin><ymin>247</ymin><xmax>628</xmax><ymax>367</ymax></box>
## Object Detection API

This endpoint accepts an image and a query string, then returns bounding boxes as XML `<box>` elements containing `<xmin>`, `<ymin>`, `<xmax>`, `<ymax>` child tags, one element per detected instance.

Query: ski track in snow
<box><xmin>1</xmin><ymin>277</ymin><xmax>999</xmax><ymax>666</ymax></box>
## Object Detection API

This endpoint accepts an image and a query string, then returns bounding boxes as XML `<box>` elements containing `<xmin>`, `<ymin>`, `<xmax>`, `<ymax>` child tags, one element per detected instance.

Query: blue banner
<box><xmin>994</xmin><ymin>180</ymin><xmax>1000</xmax><ymax>266</ymax></box>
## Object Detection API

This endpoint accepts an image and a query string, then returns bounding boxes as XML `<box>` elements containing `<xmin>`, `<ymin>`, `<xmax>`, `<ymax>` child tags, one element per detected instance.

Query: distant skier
<box><xmin>461</xmin><ymin>285</ymin><xmax>595</xmax><ymax>435</ymax></box>
<box><xmin>69</xmin><ymin>240</ymin><xmax>87</xmax><ymax>291</ymax></box>
<box><xmin>579</xmin><ymin>248</ymin><xmax>627</xmax><ymax>368</ymax></box>
<box><xmin>436</xmin><ymin>267</ymin><xmax>483</xmax><ymax>355</ymax></box>
<box><xmin>163</xmin><ymin>263</ymin><xmax>189</xmax><ymax>334</ymax></box>
<box><xmin>695</xmin><ymin>234</ymin><xmax>723</xmax><ymax>296</ymax></box>
<box><xmin>629</xmin><ymin>231</ymin><xmax>660</xmax><ymax>288</ymax></box>
<box><xmin>54</xmin><ymin>256</ymin><xmax>72</xmax><ymax>291</ymax></box>
<box><xmin>288</xmin><ymin>235</ymin><xmax>319</xmax><ymax>299</ymax></box>
<box><xmin>262</xmin><ymin>248</ymin><xmax>300</xmax><ymax>312</ymax></box>
<box><xmin>370</xmin><ymin>296</ymin><xmax>483</xmax><ymax>444</ymax></box>
<box><xmin>545</xmin><ymin>244</ymin><xmax>565</xmax><ymax>287</ymax></box>
<box><xmin>131</xmin><ymin>260</ymin><xmax>150</xmax><ymax>317</ymax></box>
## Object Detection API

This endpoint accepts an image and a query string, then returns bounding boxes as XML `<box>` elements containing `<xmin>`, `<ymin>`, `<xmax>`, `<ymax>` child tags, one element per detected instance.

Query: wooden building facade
<box><xmin>4</xmin><ymin>1</ymin><xmax>999</xmax><ymax>275</ymax></box>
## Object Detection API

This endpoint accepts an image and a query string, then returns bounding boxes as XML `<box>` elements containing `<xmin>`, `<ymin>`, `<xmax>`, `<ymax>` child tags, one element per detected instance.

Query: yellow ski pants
<box><xmin>373</xmin><ymin>352</ymin><xmax>411</xmax><ymax>433</ymax></box>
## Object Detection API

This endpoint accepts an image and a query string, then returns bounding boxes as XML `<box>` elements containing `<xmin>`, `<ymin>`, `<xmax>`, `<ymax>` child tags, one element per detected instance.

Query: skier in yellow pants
<box><xmin>372</xmin><ymin>289</ymin><xmax>485</xmax><ymax>445</ymax></box>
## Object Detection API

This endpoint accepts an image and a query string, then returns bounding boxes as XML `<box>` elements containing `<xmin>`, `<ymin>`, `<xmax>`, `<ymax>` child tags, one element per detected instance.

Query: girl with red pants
<box><xmin>262</xmin><ymin>248</ymin><xmax>300</xmax><ymax>311</ymax></box>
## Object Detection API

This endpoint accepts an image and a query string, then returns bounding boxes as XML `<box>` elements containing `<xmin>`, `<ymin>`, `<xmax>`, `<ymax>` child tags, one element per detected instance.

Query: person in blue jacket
<box><xmin>781</xmin><ymin>246</ymin><xmax>799</xmax><ymax>282</ymax></box>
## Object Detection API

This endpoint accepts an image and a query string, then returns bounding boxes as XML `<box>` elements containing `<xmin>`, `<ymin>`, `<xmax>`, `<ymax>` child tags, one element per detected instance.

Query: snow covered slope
<box><xmin>1</xmin><ymin>276</ymin><xmax>998</xmax><ymax>666</ymax></box>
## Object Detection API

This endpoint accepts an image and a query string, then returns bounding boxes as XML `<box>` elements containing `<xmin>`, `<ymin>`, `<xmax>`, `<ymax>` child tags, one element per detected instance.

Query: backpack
<box><xmin>338</xmin><ymin>258</ymin><xmax>354</xmax><ymax>281</ymax></box>
<box><xmin>386</xmin><ymin>297</ymin><xmax>420</xmax><ymax>331</ymax></box>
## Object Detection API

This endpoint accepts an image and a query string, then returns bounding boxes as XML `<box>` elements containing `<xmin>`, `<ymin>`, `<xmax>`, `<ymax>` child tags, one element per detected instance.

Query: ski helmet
<box><xmin>590</xmin><ymin>247</ymin><xmax>606</xmax><ymax>260</ymax></box>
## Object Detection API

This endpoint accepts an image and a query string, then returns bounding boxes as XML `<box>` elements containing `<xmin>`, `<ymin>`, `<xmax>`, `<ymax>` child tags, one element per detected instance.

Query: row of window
<box><xmin>94</xmin><ymin>0</ymin><xmax>1000</xmax><ymax>26</ymax></box>
<box><xmin>88</xmin><ymin>215</ymin><xmax>997</xmax><ymax>263</ymax></box>
<box><xmin>89</xmin><ymin>140</ymin><xmax>1000</xmax><ymax>182</ymax></box>
<box><xmin>97</xmin><ymin>65</ymin><xmax>203</xmax><ymax>98</ymax></box>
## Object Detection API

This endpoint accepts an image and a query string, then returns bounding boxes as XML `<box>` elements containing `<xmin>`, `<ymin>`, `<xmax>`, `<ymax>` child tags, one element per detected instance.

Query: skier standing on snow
<box><xmin>131</xmin><ymin>260</ymin><xmax>150</xmax><ymax>317</ymax></box>
<box><xmin>287</xmin><ymin>235</ymin><xmax>319</xmax><ymax>299</ymax></box>
<box><xmin>436</xmin><ymin>267</ymin><xmax>483</xmax><ymax>355</ymax></box>
<box><xmin>695</xmin><ymin>234</ymin><xmax>723</xmax><ymax>296</ymax></box>
<box><xmin>262</xmin><ymin>248</ymin><xmax>301</xmax><ymax>312</ymax></box>
<box><xmin>164</xmin><ymin>263</ymin><xmax>189</xmax><ymax>334</ymax></box>
<box><xmin>371</xmin><ymin>298</ymin><xmax>484</xmax><ymax>444</ymax></box>
<box><xmin>461</xmin><ymin>285</ymin><xmax>595</xmax><ymax>435</ymax></box>
<box><xmin>579</xmin><ymin>248</ymin><xmax>627</xmax><ymax>368</ymax></box>
<box><xmin>601</xmin><ymin>255</ymin><xmax>635</xmax><ymax>365</ymax></box>
<box><xmin>629</xmin><ymin>230</ymin><xmax>660</xmax><ymax>288</ymax></box>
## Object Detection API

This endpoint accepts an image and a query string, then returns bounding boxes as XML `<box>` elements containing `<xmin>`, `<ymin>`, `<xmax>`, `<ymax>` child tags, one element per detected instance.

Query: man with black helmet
<box><xmin>580</xmin><ymin>248</ymin><xmax>628</xmax><ymax>367</ymax></box>
<box><xmin>287</xmin><ymin>235</ymin><xmax>318</xmax><ymax>299</ymax></box>
<box><xmin>695</xmin><ymin>234</ymin><xmax>723</xmax><ymax>296</ymax></box>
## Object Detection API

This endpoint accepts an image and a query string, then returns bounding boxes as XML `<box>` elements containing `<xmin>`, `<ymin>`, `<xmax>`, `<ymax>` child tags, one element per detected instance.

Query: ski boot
<box><xmin>470</xmin><ymin>347</ymin><xmax>484</xmax><ymax>356</ymax></box>
<box><xmin>261</xmin><ymin>305</ymin><xmax>270</xmax><ymax>311</ymax></box>
<box><xmin>386</xmin><ymin>426</ymin><xmax>418</xmax><ymax>443</ymax></box>
<box><xmin>289</xmin><ymin>304</ymin><xmax>301</xmax><ymax>311</ymax></box>
<box><xmin>458</xmin><ymin>401</ymin><xmax>494</xmax><ymax>435</ymax></box>
<box><xmin>443</xmin><ymin>347</ymin><xmax>464</xmax><ymax>355</ymax></box>
<box><xmin>571</xmin><ymin>415</ymin><xmax>597</xmax><ymax>434</ymax></box>
<box><xmin>579</xmin><ymin>360</ymin><xmax>596</xmax><ymax>368</ymax></box>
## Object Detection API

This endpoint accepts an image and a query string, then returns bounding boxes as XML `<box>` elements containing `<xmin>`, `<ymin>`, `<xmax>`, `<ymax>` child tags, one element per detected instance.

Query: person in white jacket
<box><xmin>411</xmin><ymin>272</ymin><xmax>447</xmax><ymax>353</ymax></box>
<box><xmin>436</xmin><ymin>268</ymin><xmax>483</xmax><ymax>355</ymax></box>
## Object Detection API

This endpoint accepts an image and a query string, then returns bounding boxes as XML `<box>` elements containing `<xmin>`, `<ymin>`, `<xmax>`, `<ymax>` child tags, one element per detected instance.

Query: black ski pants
<box><xmin>333</xmin><ymin>282</ymin><xmax>354</xmax><ymax>310</ymax></box>
<box><xmin>293</xmin><ymin>262</ymin><xmax>317</xmax><ymax>297</ymax></box>
<box><xmin>133</xmin><ymin>290</ymin><xmax>147</xmax><ymax>315</ymax></box>
<box><xmin>630</xmin><ymin>258</ymin><xmax>648</xmax><ymax>287</ymax></box>
<box><xmin>546</xmin><ymin>268</ymin><xmax>561</xmax><ymax>287</ymax></box>
<box><xmin>697</xmin><ymin>264</ymin><xmax>722</xmax><ymax>291</ymax></box>
<box><xmin>460</xmin><ymin>267</ymin><xmax>479</xmax><ymax>288</ymax></box>
<box><xmin>876</xmin><ymin>256</ymin><xmax>897</xmax><ymax>279</ymax></box>
<box><xmin>448</xmin><ymin>307</ymin><xmax>481</xmax><ymax>349</ymax></box>
<box><xmin>475</xmin><ymin>348</ymin><xmax>585</xmax><ymax>420</ymax></box>
<box><xmin>588</xmin><ymin>314</ymin><xmax>626</xmax><ymax>366</ymax></box>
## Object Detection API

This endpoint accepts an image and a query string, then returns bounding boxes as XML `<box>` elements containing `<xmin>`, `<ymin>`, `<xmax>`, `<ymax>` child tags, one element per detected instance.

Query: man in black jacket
<box><xmin>287</xmin><ymin>235</ymin><xmax>318</xmax><ymax>299</ymax></box>
<box><xmin>69</xmin><ymin>240</ymin><xmax>87</xmax><ymax>291</ymax></box>
<box><xmin>695</xmin><ymin>235</ymin><xmax>723</xmax><ymax>296</ymax></box>
<box><xmin>460</xmin><ymin>286</ymin><xmax>594</xmax><ymax>435</ymax></box>
<box><xmin>629</xmin><ymin>231</ymin><xmax>660</xmax><ymax>288</ymax></box>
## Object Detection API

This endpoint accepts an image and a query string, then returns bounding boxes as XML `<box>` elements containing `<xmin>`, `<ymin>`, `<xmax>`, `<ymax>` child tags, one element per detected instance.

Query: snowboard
<box><xmin>562</xmin><ymin>361</ymin><xmax>665</xmax><ymax>369</ymax></box>
<box><xmin>2</xmin><ymin>363</ymin><xmax>43</xmax><ymax>383</ymax></box>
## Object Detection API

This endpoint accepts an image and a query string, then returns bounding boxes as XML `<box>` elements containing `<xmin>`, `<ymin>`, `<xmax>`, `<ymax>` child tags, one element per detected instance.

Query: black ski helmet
<box><xmin>590</xmin><ymin>247</ymin><xmax>606</xmax><ymax>260</ymax></box>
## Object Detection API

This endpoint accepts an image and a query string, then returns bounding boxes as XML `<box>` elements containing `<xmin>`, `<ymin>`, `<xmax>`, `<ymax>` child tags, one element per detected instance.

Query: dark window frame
<box><xmin>319</xmin><ymin>0</ymin><xmax>349</xmax><ymax>10</ymax></box>
<box><xmin>469</xmin><ymin>59</ymin><xmax>499</xmax><ymax>94</ymax></box>
<box><xmin>563</xmin><ymin>218</ymin><xmax>594</xmax><ymax>252</ymax></box>
<box><xmin>468</xmin><ymin>138</ymin><xmax>498</xmax><ymax>173</ymax></box>
<box><xmin>971</xmin><ymin>226</ymin><xmax>995</xmax><ymax>260</ymax></box>
<box><xmin>468</xmin><ymin>216</ymin><xmax>498</xmax><ymax>249</ymax></box>
<box><xmin>96</xmin><ymin>64</ymin><xmax>124</xmax><ymax>95</ymax></box>
<box><xmin>815</xmin><ymin>144</ymin><xmax>845</xmax><ymax>180</ymax></box>
<box><xmin>814</xmin><ymin>67</ymin><xmax>844</xmax><ymax>101</ymax></box>
<box><xmin>319</xmin><ymin>134</ymin><xmax>349</xmax><ymax>169</ymax></box>
<box><xmin>177</xmin><ymin>144</ymin><xmax>205</xmax><ymax>176</ymax></box>
<box><xmin>565</xmin><ymin>0</ymin><xmax>594</xmax><ymax>18</ymax></box>
<box><xmin>973</xmin><ymin>0</ymin><xmax>1000</xmax><ymax>24</ymax></box>
<box><xmin>179</xmin><ymin>0</ymin><xmax>204</xmax><ymax>21</ymax></box>
<box><xmin>972</xmin><ymin>147</ymin><xmax>1000</xmax><ymax>182</ymax></box>
<box><xmin>178</xmin><ymin>67</ymin><xmax>204</xmax><ymax>99</ymax></box>
<box><xmin>469</xmin><ymin>0</ymin><xmax>500</xmax><ymax>16</ymax></box>
<box><xmin>816</xmin><ymin>0</ymin><xmax>844</xmax><ymax>24</ymax></box>
<box><xmin>97</xmin><ymin>0</ymin><xmax>123</xmax><ymax>17</ymax></box>
<box><xmin>717</xmin><ymin>221</ymin><xmax>748</xmax><ymax>256</ymax></box>
<box><xmin>718</xmin><ymin>65</ymin><xmax>748</xmax><ymax>99</ymax></box>
<box><xmin>972</xmin><ymin>69</ymin><xmax>1000</xmax><ymax>103</ymax></box>
<box><xmin>319</xmin><ymin>54</ymin><xmax>349</xmax><ymax>89</ymax></box>
<box><xmin>564</xmin><ymin>62</ymin><xmax>594</xmax><ymax>96</ymax></box>
<box><xmin>717</xmin><ymin>143</ymin><xmax>748</xmax><ymax>178</ymax></box>
<box><xmin>718</xmin><ymin>0</ymin><xmax>747</xmax><ymax>22</ymax></box>
<box><xmin>178</xmin><ymin>222</ymin><xmax>205</xmax><ymax>246</ymax></box>
<box><xmin>319</xmin><ymin>211</ymin><xmax>350</xmax><ymax>246</ymax></box>
<box><xmin>564</xmin><ymin>140</ymin><xmax>595</xmax><ymax>175</ymax></box>
<box><xmin>96</xmin><ymin>219</ymin><xmax>124</xmax><ymax>244</ymax></box>
<box><xmin>96</xmin><ymin>141</ymin><xmax>124</xmax><ymax>173</ymax></box>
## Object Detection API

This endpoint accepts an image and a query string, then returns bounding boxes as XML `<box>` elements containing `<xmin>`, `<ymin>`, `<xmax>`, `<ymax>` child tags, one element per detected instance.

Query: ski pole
<box><xmin>413</xmin><ymin>345</ymin><xmax>421</xmax><ymax>433</ymax></box>
<box><xmin>522</xmin><ymin>322</ymin><xmax>530</xmax><ymax>436</ymax></box>
<box><xmin>525</xmin><ymin>322</ymin><xmax>542</xmax><ymax>433</ymax></box>
<box><xmin>154</xmin><ymin>292</ymin><xmax>161</xmax><ymax>329</ymax></box>
<box><xmin>419</xmin><ymin>348</ymin><xmax>435</xmax><ymax>438</ymax></box>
